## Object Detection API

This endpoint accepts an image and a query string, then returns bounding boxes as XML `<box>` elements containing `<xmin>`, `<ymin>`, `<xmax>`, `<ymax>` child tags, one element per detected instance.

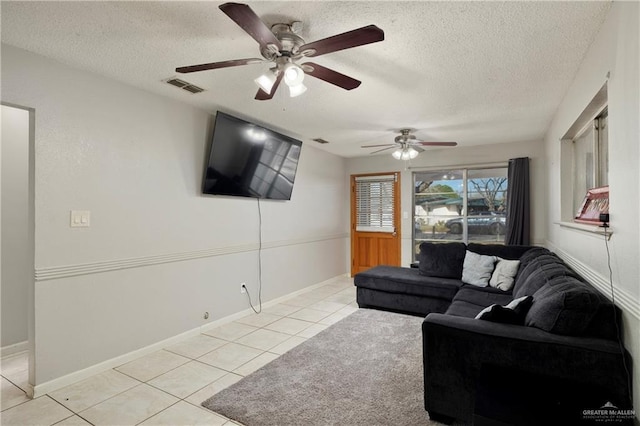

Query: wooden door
<box><xmin>351</xmin><ymin>172</ymin><xmax>401</xmax><ymax>275</ymax></box>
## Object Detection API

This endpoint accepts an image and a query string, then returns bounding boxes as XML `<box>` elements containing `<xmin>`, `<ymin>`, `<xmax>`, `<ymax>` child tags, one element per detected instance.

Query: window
<box><xmin>355</xmin><ymin>174</ymin><xmax>396</xmax><ymax>233</ymax></box>
<box><xmin>572</xmin><ymin>109</ymin><xmax>608</xmax><ymax>216</ymax></box>
<box><xmin>413</xmin><ymin>167</ymin><xmax>508</xmax><ymax>260</ymax></box>
<box><xmin>560</xmin><ymin>82</ymin><xmax>608</xmax><ymax>223</ymax></box>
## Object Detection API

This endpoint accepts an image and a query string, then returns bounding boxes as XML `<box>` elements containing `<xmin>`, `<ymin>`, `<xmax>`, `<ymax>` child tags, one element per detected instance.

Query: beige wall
<box><xmin>1</xmin><ymin>45</ymin><xmax>349</xmax><ymax>389</ymax></box>
<box><xmin>543</xmin><ymin>1</ymin><xmax>639</xmax><ymax>416</ymax></box>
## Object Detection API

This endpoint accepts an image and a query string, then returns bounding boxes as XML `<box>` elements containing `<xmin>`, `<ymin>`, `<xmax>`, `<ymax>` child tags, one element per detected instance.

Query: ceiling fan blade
<box><xmin>299</xmin><ymin>25</ymin><xmax>384</xmax><ymax>58</ymax></box>
<box><xmin>415</xmin><ymin>141</ymin><xmax>458</xmax><ymax>146</ymax></box>
<box><xmin>301</xmin><ymin>62</ymin><xmax>361</xmax><ymax>90</ymax></box>
<box><xmin>176</xmin><ymin>58</ymin><xmax>263</xmax><ymax>73</ymax></box>
<box><xmin>219</xmin><ymin>3</ymin><xmax>282</xmax><ymax>50</ymax></box>
<box><xmin>370</xmin><ymin>146</ymin><xmax>397</xmax><ymax>154</ymax></box>
<box><xmin>361</xmin><ymin>143</ymin><xmax>395</xmax><ymax>148</ymax></box>
<box><xmin>255</xmin><ymin>72</ymin><xmax>283</xmax><ymax>100</ymax></box>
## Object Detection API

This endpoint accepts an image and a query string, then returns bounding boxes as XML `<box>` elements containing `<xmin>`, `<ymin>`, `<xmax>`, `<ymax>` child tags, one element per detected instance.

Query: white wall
<box><xmin>544</xmin><ymin>1</ymin><xmax>639</xmax><ymax>414</ymax></box>
<box><xmin>1</xmin><ymin>45</ymin><xmax>348</xmax><ymax>386</ymax></box>
<box><xmin>1</xmin><ymin>105</ymin><xmax>30</xmax><ymax>348</ymax></box>
<box><xmin>347</xmin><ymin>139</ymin><xmax>546</xmax><ymax>266</ymax></box>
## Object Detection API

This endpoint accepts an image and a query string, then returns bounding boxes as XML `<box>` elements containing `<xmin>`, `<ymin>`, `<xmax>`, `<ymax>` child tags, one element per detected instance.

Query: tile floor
<box><xmin>0</xmin><ymin>276</ymin><xmax>357</xmax><ymax>426</ymax></box>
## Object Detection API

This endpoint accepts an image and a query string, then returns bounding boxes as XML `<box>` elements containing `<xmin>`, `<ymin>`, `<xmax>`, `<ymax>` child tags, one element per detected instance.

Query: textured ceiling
<box><xmin>1</xmin><ymin>1</ymin><xmax>611</xmax><ymax>157</ymax></box>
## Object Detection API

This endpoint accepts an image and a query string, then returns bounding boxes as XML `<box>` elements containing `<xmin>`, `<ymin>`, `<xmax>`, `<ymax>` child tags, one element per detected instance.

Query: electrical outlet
<box><xmin>240</xmin><ymin>283</ymin><xmax>247</xmax><ymax>294</ymax></box>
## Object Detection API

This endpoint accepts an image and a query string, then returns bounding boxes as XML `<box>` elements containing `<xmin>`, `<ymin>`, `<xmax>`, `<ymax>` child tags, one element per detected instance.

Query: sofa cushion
<box><xmin>525</xmin><ymin>276</ymin><xmax>602</xmax><ymax>336</ymax></box>
<box><xmin>516</xmin><ymin>246</ymin><xmax>553</xmax><ymax>269</ymax></box>
<box><xmin>489</xmin><ymin>258</ymin><xmax>520</xmax><ymax>291</ymax></box>
<box><xmin>467</xmin><ymin>243</ymin><xmax>534</xmax><ymax>260</ymax></box>
<box><xmin>453</xmin><ymin>286</ymin><xmax>513</xmax><ymax>307</ymax></box>
<box><xmin>475</xmin><ymin>296</ymin><xmax>533</xmax><ymax>325</ymax></box>
<box><xmin>461</xmin><ymin>251</ymin><xmax>496</xmax><ymax>287</ymax></box>
<box><xmin>445</xmin><ymin>300</ymin><xmax>488</xmax><ymax>318</ymax></box>
<box><xmin>513</xmin><ymin>247</ymin><xmax>552</xmax><ymax>279</ymax></box>
<box><xmin>355</xmin><ymin>265</ymin><xmax>462</xmax><ymax>300</ymax></box>
<box><xmin>512</xmin><ymin>254</ymin><xmax>578</xmax><ymax>299</ymax></box>
<box><xmin>418</xmin><ymin>242</ymin><xmax>466</xmax><ymax>279</ymax></box>
<box><xmin>445</xmin><ymin>286</ymin><xmax>513</xmax><ymax>318</ymax></box>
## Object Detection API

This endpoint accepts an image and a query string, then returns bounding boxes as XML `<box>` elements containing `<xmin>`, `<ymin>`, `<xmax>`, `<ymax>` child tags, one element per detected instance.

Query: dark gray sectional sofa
<box><xmin>353</xmin><ymin>242</ymin><xmax>633</xmax><ymax>425</ymax></box>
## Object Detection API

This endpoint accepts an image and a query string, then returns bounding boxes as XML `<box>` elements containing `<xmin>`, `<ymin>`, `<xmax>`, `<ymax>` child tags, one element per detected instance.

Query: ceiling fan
<box><xmin>175</xmin><ymin>2</ymin><xmax>384</xmax><ymax>100</ymax></box>
<box><xmin>362</xmin><ymin>129</ymin><xmax>458</xmax><ymax>160</ymax></box>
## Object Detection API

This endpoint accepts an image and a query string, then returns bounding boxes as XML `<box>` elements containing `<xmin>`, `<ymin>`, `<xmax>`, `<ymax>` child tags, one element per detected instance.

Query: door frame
<box><xmin>350</xmin><ymin>171</ymin><xmax>401</xmax><ymax>276</ymax></box>
<box><xmin>1</xmin><ymin>102</ymin><xmax>36</xmax><ymax>397</ymax></box>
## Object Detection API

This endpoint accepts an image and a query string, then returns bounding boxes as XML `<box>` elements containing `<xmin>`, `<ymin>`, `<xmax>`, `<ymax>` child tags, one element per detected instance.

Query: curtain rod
<box><xmin>406</xmin><ymin>161</ymin><xmax>509</xmax><ymax>171</ymax></box>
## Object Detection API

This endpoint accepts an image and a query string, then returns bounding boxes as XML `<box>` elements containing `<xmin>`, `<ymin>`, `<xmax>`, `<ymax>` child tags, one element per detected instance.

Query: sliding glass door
<box><xmin>413</xmin><ymin>167</ymin><xmax>508</xmax><ymax>261</ymax></box>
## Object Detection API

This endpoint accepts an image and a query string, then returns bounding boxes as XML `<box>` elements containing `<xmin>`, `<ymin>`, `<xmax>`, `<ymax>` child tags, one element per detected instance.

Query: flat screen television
<box><xmin>203</xmin><ymin>112</ymin><xmax>302</xmax><ymax>200</ymax></box>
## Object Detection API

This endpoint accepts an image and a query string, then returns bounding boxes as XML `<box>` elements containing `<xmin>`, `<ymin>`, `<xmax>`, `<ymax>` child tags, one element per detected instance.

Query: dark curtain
<box><xmin>505</xmin><ymin>157</ymin><xmax>530</xmax><ymax>245</ymax></box>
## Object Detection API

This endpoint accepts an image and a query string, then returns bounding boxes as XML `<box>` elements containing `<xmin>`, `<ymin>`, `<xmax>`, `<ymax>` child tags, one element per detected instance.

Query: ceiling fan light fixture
<box><xmin>283</xmin><ymin>63</ymin><xmax>305</xmax><ymax>87</ymax></box>
<box><xmin>288</xmin><ymin>83</ymin><xmax>307</xmax><ymax>97</ymax></box>
<box><xmin>392</xmin><ymin>146</ymin><xmax>419</xmax><ymax>160</ymax></box>
<box><xmin>254</xmin><ymin>69</ymin><xmax>277</xmax><ymax>93</ymax></box>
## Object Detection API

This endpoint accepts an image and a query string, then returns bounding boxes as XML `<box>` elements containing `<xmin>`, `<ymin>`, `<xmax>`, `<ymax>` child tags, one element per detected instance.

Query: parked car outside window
<box><xmin>445</xmin><ymin>212</ymin><xmax>506</xmax><ymax>235</ymax></box>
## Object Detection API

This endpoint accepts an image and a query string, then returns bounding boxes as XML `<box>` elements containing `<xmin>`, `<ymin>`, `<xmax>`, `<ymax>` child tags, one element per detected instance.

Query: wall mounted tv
<box><xmin>203</xmin><ymin>112</ymin><xmax>302</xmax><ymax>200</ymax></box>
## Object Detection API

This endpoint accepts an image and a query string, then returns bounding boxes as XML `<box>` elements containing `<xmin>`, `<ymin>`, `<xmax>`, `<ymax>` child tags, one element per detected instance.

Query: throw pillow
<box><xmin>505</xmin><ymin>295</ymin><xmax>535</xmax><ymax>316</ymax></box>
<box><xmin>461</xmin><ymin>251</ymin><xmax>496</xmax><ymax>287</ymax></box>
<box><xmin>489</xmin><ymin>258</ymin><xmax>521</xmax><ymax>291</ymax></box>
<box><xmin>418</xmin><ymin>242</ymin><xmax>467</xmax><ymax>279</ymax></box>
<box><xmin>525</xmin><ymin>276</ymin><xmax>601</xmax><ymax>336</ymax></box>
<box><xmin>475</xmin><ymin>296</ymin><xmax>533</xmax><ymax>325</ymax></box>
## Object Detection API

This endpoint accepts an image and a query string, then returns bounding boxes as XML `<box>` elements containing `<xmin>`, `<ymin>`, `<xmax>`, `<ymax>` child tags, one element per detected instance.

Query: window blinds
<box><xmin>355</xmin><ymin>174</ymin><xmax>395</xmax><ymax>233</ymax></box>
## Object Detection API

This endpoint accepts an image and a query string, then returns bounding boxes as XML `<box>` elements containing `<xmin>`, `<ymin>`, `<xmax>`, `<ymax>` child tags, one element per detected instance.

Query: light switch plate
<box><xmin>70</xmin><ymin>210</ymin><xmax>90</xmax><ymax>228</ymax></box>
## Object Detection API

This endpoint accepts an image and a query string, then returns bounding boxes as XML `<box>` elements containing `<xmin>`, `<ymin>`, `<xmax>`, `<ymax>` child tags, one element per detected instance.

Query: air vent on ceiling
<box><xmin>164</xmin><ymin>77</ymin><xmax>205</xmax><ymax>94</ymax></box>
<box><xmin>312</xmin><ymin>138</ymin><xmax>330</xmax><ymax>144</ymax></box>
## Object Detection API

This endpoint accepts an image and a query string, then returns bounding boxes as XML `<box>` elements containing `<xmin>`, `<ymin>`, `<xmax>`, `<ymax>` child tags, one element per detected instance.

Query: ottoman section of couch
<box><xmin>354</xmin><ymin>265</ymin><xmax>463</xmax><ymax>316</ymax></box>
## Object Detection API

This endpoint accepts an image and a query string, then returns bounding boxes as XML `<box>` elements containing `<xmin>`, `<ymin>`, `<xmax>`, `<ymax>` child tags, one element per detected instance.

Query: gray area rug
<box><xmin>202</xmin><ymin>308</ymin><xmax>435</xmax><ymax>426</ymax></box>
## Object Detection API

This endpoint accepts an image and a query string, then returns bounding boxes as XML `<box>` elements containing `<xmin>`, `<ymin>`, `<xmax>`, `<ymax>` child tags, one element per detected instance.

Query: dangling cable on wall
<box><xmin>603</xmin><ymin>225</ymin><xmax>632</xmax><ymax>401</ymax></box>
<box><xmin>243</xmin><ymin>197</ymin><xmax>263</xmax><ymax>314</ymax></box>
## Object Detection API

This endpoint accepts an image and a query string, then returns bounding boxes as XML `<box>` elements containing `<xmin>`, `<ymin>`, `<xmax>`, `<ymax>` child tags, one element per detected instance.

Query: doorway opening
<box><xmin>1</xmin><ymin>103</ymin><xmax>36</xmax><ymax>398</ymax></box>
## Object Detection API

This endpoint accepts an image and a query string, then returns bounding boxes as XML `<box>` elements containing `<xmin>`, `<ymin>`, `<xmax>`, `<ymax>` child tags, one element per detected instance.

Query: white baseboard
<box><xmin>32</xmin><ymin>273</ymin><xmax>349</xmax><ymax>398</ymax></box>
<box><xmin>32</xmin><ymin>327</ymin><xmax>201</xmax><ymax>398</ymax></box>
<box><xmin>200</xmin><ymin>274</ymin><xmax>349</xmax><ymax>333</ymax></box>
<box><xmin>1</xmin><ymin>341</ymin><xmax>29</xmax><ymax>358</ymax></box>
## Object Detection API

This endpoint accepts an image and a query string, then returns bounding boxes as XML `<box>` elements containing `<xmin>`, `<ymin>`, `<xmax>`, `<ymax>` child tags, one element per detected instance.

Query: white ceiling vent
<box><xmin>164</xmin><ymin>77</ymin><xmax>205</xmax><ymax>94</ymax></box>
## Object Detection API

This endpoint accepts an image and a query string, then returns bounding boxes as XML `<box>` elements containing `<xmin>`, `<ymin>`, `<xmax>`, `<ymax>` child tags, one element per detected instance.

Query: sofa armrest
<box><xmin>422</xmin><ymin>313</ymin><xmax>633</xmax><ymax>423</ymax></box>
